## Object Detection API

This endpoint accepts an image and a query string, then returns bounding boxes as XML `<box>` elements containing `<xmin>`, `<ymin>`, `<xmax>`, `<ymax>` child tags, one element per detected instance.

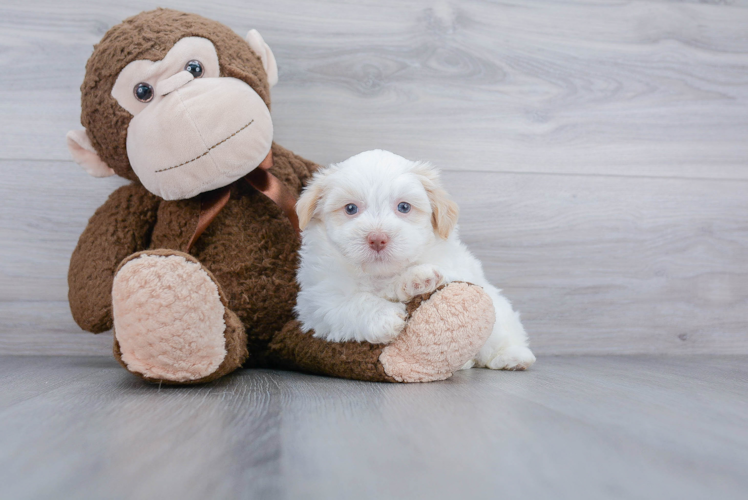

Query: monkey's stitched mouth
<box><xmin>154</xmin><ymin>119</ymin><xmax>254</xmax><ymax>173</ymax></box>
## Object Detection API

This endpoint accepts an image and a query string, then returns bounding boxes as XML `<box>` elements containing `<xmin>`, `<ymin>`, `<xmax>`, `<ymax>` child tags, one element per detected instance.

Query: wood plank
<box><xmin>0</xmin><ymin>160</ymin><xmax>128</xmax><ymax>302</ymax></box>
<box><xmin>2</xmin><ymin>160</ymin><xmax>747</xmax><ymax>355</ymax></box>
<box><xmin>2</xmin><ymin>0</ymin><xmax>747</xmax><ymax>355</ymax></box>
<box><xmin>0</xmin><ymin>302</ymin><xmax>112</xmax><ymax>356</ymax></box>
<box><xmin>0</xmin><ymin>0</ymin><xmax>747</xmax><ymax>179</ymax></box>
<box><xmin>0</xmin><ymin>355</ymin><xmax>746</xmax><ymax>499</ymax></box>
<box><xmin>448</xmin><ymin>170</ymin><xmax>748</xmax><ymax>354</ymax></box>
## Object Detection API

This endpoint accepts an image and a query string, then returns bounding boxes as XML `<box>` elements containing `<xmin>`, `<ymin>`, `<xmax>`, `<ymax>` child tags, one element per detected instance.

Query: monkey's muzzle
<box><xmin>126</xmin><ymin>77</ymin><xmax>273</xmax><ymax>200</ymax></box>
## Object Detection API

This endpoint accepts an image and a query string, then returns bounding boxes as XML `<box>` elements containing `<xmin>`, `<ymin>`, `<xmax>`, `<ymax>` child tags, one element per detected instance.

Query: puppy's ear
<box><xmin>413</xmin><ymin>162</ymin><xmax>459</xmax><ymax>239</ymax></box>
<box><xmin>296</xmin><ymin>170</ymin><xmax>329</xmax><ymax>230</ymax></box>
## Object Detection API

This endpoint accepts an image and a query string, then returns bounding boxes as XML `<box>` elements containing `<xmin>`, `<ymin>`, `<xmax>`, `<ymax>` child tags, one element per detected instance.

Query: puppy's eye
<box><xmin>133</xmin><ymin>83</ymin><xmax>154</xmax><ymax>102</ymax></box>
<box><xmin>344</xmin><ymin>204</ymin><xmax>358</xmax><ymax>215</ymax></box>
<box><xmin>397</xmin><ymin>202</ymin><xmax>411</xmax><ymax>214</ymax></box>
<box><xmin>184</xmin><ymin>60</ymin><xmax>204</xmax><ymax>78</ymax></box>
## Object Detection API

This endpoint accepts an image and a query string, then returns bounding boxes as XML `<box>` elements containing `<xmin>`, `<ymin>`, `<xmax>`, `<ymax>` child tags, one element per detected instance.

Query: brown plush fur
<box><xmin>80</xmin><ymin>8</ymin><xmax>272</xmax><ymax>181</ymax></box>
<box><xmin>69</xmin><ymin>9</ymin><xmax>403</xmax><ymax>383</ymax></box>
<box><xmin>70</xmin><ymin>143</ymin><xmax>315</xmax><ymax>370</ymax></box>
<box><xmin>69</xmin><ymin>9</ymin><xmax>490</xmax><ymax>384</ymax></box>
<box><xmin>148</xmin><ymin>144</ymin><xmax>308</xmax><ymax>363</ymax></box>
<box><xmin>269</xmin><ymin>321</ymin><xmax>395</xmax><ymax>382</ymax></box>
<box><xmin>69</xmin><ymin>183</ymin><xmax>161</xmax><ymax>333</ymax></box>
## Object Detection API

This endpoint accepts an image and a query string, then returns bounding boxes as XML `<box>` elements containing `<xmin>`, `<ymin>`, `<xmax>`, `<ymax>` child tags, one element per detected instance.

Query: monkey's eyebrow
<box><xmin>155</xmin><ymin>119</ymin><xmax>254</xmax><ymax>173</ymax></box>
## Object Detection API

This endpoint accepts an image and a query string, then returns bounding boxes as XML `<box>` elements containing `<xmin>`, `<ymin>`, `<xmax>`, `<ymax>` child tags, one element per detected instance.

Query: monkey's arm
<box><xmin>68</xmin><ymin>183</ymin><xmax>161</xmax><ymax>333</ymax></box>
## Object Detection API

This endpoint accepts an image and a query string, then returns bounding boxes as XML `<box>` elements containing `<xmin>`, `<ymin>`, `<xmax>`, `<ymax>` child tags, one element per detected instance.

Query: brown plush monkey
<box><xmin>66</xmin><ymin>9</ymin><xmax>495</xmax><ymax>384</ymax></box>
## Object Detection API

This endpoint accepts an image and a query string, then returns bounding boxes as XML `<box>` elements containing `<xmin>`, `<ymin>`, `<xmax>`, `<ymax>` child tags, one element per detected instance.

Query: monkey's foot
<box><xmin>112</xmin><ymin>250</ymin><xmax>248</xmax><ymax>384</ymax></box>
<box><xmin>380</xmin><ymin>282</ymin><xmax>495</xmax><ymax>382</ymax></box>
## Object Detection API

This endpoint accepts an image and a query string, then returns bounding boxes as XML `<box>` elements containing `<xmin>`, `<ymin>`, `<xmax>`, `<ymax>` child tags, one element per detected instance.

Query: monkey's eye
<box><xmin>133</xmin><ymin>83</ymin><xmax>154</xmax><ymax>103</ymax></box>
<box><xmin>184</xmin><ymin>60</ymin><xmax>204</xmax><ymax>78</ymax></box>
<box><xmin>345</xmin><ymin>204</ymin><xmax>358</xmax><ymax>215</ymax></box>
<box><xmin>397</xmin><ymin>202</ymin><xmax>411</xmax><ymax>214</ymax></box>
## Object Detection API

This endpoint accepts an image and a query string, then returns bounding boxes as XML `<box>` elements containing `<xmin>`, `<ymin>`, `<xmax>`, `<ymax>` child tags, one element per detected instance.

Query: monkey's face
<box><xmin>109</xmin><ymin>37</ymin><xmax>273</xmax><ymax>200</ymax></box>
<box><xmin>67</xmin><ymin>10</ymin><xmax>281</xmax><ymax>201</ymax></box>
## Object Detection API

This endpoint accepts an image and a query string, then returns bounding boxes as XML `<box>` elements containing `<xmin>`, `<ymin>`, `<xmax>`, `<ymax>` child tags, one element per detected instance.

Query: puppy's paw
<box><xmin>395</xmin><ymin>264</ymin><xmax>446</xmax><ymax>302</ymax></box>
<box><xmin>486</xmin><ymin>345</ymin><xmax>536</xmax><ymax>371</ymax></box>
<box><xmin>459</xmin><ymin>359</ymin><xmax>476</xmax><ymax>370</ymax></box>
<box><xmin>364</xmin><ymin>301</ymin><xmax>407</xmax><ymax>344</ymax></box>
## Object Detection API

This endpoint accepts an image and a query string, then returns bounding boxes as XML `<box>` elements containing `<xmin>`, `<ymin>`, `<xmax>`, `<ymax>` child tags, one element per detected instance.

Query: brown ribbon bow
<box><xmin>185</xmin><ymin>150</ymin><xmax>300</xmax><ymax>253</ymax></box>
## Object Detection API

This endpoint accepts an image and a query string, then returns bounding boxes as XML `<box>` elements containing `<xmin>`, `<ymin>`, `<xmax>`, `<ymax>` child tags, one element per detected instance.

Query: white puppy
<box><xmin>294</xmin><ymin>150</ymin><xmax>535</xmax><ymax>370</ymax></box>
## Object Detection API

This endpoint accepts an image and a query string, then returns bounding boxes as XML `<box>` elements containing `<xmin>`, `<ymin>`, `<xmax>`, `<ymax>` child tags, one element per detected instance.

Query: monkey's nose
<box><xmin>156</xmin><ymin>71</ymin><xmax>195</xmax><ymax>97</ymax></box>
<box><xmin>367</xmin><ymin>232</ymin><xmax>390</xmax><ymax>252</ymax></box>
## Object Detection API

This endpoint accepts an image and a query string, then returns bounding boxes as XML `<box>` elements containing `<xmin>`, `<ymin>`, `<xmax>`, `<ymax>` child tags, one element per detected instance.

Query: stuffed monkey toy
<box><xmin>66</xmin><ymin>9</ymin><xmax>495</xmax><ymax>384</ymax></box>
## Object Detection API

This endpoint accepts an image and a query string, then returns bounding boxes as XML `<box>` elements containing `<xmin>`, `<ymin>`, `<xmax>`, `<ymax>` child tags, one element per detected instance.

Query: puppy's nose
<box><xmin>367</xmin><ymin>232</ymin><xmax>389</xmax><ymax>252</ymax></box>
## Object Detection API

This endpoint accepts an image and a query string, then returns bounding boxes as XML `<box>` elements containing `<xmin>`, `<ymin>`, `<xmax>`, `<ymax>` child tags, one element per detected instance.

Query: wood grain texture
<box><xmin>1</xmin><ymin>0</ymin><xmax>747</xmax><ymax>355</ymax></box>
<box><xmin>452</xmin><ymin>170</ymin><xmax>748</xmax><ymax>354</ymax></box>
<box><xmin>3</xmin><ymin>160</ymin><xmax>747</xmax><ymax>355</ymax></box>
<box><xmin>1</xmin><ymin>355</ymin><xmax>746</xmax><ymax>499</ymax></box>
<box><xmin>1</xmin><ymin>0</ymin><xmax>748</xmax><ymax>178</ymax></box>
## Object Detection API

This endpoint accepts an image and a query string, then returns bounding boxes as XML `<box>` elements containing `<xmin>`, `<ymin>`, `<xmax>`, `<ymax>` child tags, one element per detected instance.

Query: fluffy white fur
<box><xmin>294</xmin><ymin>150</ymin><xmax>536</xmax><ymax>370</ymax></box>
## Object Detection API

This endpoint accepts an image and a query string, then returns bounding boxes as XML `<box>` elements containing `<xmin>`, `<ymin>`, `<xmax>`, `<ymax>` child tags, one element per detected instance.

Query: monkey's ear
<box><xmin>245</xmin><ymin>29</ymin><xmax>278</xmax><ymax>88</ymax></box>
<box><xmin>66</xmin><ymin>130</ymin><xmax>115</xmax><ymax>178</ymax></box>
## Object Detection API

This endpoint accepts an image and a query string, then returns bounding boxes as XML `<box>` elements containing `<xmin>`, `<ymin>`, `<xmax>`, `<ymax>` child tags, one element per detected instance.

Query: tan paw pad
<box><xmin>380</xmin><ymin>282</ymin><xmax>495</xmax><ymax>382</ymax></box>
<box><xmin>112</xmin><ymin>254</ymin><xmax>227</xmax><ymax>382</ymax></box>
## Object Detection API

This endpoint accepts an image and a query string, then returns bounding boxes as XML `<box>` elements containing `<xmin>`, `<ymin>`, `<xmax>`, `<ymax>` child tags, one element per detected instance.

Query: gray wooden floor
<box><xmin>0</xmin><ymin>355</ymin><xmax>746</xmax><ymax>500</ymax></box>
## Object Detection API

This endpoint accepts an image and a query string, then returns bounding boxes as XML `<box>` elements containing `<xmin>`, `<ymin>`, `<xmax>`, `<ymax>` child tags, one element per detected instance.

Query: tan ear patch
<box><xmin>428</xmin><ymin>184</ymin><xmax>459</xmax><ymax>239</ymax></box>
<box><xmin>296</xmin><ymin>174</ymin><xmax>326</xmax><ymax>230</ymax></box>
<box><xmin>412</xmin><ymin>162</ymin><xmax>459</xmax><ymax>239</ymax></box>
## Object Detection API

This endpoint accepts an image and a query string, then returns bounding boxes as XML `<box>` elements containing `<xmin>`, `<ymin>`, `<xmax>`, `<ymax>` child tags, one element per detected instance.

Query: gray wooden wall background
<box><xmin>1</xmin><ymin>0</ymin><xmax>746</xmax><ymax>356</ymax></box>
